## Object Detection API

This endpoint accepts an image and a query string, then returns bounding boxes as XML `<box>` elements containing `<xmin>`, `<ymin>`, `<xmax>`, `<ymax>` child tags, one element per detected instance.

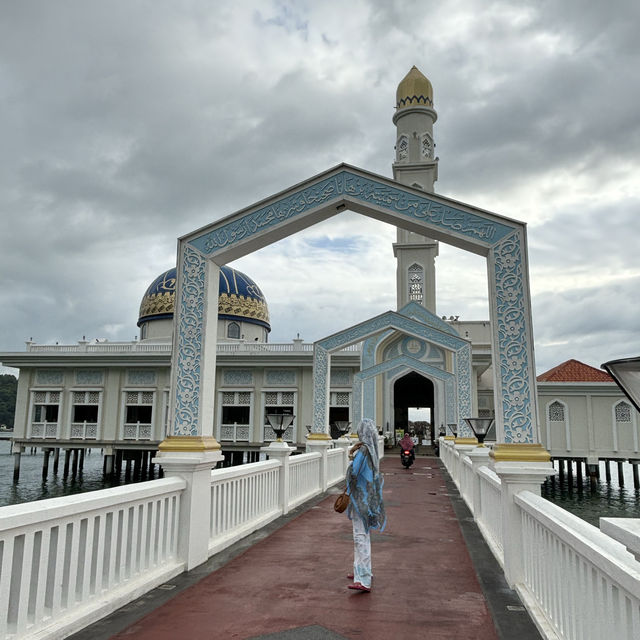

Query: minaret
<box><xmin>392</xmin><ymin>66</ymin><xmax>439</xmax><ymax>313</ymax></box>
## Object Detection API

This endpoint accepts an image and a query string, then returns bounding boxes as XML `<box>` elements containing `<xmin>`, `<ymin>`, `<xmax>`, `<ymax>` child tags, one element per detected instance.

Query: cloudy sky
<box><xmin>2</xmin><ymin>0</ymin><xmax>639</xmax><ymax>377</ymax></box>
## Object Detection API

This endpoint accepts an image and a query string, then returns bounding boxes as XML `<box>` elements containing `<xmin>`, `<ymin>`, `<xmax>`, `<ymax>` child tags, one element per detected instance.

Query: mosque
<box><xmin>1</xmin><ymin>67</ymin><xmax>637</xmax><ymax>477</ymax></box>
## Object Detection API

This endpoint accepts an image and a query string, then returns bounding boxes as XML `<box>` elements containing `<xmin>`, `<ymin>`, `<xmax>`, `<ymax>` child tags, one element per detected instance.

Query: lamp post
<box><xmin>266</xmin><ymin>412</ymin><xmax>295</xmax><ymax>446</ymax></box>
<box><xmin>602</xmin><ymin>357</ymin><xmax>640</xmax><ymax>414</ymax></box>
<box><xmin>446</xmin><ymin>423</ymin><xmax>458</xmax><ymax>438</ymax></box>
<box><xmin>463</xmin><ymin>418</ymin><xmax>495</xmax><ymax>447</ymax></box>
<box><xmin>334</xmin><ymin>420</ymin><xmax>351</xmax><ymax>440</ymax></box>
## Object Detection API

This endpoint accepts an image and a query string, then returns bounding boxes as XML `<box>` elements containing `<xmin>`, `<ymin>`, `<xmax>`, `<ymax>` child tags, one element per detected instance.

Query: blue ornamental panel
<box><xmin>171</xmin><ymin>246</ymin><xmax>207</xmax><ymax>436</ymax></box>
<box><xmin>312</xmin><ymin>345</ymin><xmax>330</xmax><ymax>434</ymax></box>
<box><xmin>492</xmin><ymin>230</ymin><xmax>535</xmax><ymax>443</ymax></box>
<box><xmin>188</xmin><ymin>168</ymin><xmax>515</xmax><ymax>258</ymax></box>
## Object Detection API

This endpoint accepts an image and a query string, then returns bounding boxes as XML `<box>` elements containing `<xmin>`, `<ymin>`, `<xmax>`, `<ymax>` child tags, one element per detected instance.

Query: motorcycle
<box><xmin>400</xmin><ymin>448</ymin><xmax>414</xmax><ymax>469</ymax></box>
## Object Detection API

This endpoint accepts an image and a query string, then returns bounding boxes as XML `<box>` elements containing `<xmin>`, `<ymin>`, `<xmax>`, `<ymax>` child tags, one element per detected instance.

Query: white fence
<box><xmin>0</xmin><ymin>478</ymin><xmax>185</xmax><ymax>640</ymax></box>
<box><xmin>439</xmin><ymin>438</ymin><xmax>640</xmax><ymax>640</ymax></box>
<box><xmin>0</xmin><ymin>441</ymin><xmax>350</xmax><ymax>639</ymax></box>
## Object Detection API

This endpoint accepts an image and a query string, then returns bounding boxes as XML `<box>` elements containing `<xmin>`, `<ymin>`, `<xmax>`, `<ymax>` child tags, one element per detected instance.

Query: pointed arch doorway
<box><xmin>393</xmin><ymin>372</ymin><xmax>435</xmax><ymax>445</ymax></box>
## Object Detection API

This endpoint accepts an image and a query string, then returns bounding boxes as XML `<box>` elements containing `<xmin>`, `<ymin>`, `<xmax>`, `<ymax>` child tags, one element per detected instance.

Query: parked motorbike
<box><xmin>400</xmin><ymin>448</ymin><xmax>414</xmax><ymax>469</ymax></box>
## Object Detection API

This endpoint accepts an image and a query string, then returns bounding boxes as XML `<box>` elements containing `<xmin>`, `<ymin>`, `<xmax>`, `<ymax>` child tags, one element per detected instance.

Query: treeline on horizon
<box><xmin>0</xmin><ymin>374</ymin><xmax>17</xmax><ymax>428</ymax></box>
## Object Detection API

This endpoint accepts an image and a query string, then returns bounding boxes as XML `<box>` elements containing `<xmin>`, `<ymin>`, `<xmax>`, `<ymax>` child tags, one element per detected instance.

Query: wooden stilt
<box><xmin>71</xmin><ymin>449</ymin><xmax>79</xmax><ymax>476</ymax></box>
<box><xmin>605</xmin><ymin>459</ymin><xmax>611</xmax><ymax>483</ymax></box>
<box><xmin>53</xmin><ymin>448</ymin><xmax>60</xmax><ymax>474</ymax></box>
<box><xmin>13</xmin><ymin>451</ymin><xmax>21</xmax><ymax>483</ymax></box>
<box><xmin>42</xmin><ymin>448</ymin><xmax>51</xmax><ymax>480</ymax></box>
<box><xmin>617</xmin><ymin>460</ymin><xmax>625</xmax><ymax>486</ymax></box>
<box><xmin>63</xmin><ymin>449</ymin><xmax>71</xmax><ymax>478</ymax></box>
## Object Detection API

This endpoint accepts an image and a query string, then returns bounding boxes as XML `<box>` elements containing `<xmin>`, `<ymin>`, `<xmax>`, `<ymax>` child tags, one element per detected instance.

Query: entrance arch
<box><xmin>393</xmin><ymin>372</ymin><xmax>434</xmax><ymax>437</ymax></box>
<box><xmin>167</xmin><ymin>163</ymin><xmax>540</xmax><ymax>451</ymax></box>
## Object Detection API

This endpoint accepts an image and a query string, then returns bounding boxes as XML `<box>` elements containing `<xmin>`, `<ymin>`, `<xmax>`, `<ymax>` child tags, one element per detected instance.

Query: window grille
<box><xmin>548</xmin><ymin>401</ymin><xmax>565</xmax><ymax>422</ymax></box>
<box><xmin>408</xmin><ymin>263</ymin><xmax>424</xmax><ymax>303</ymax></box>
<box><xmin>124</xmin><ymin>391</ymin><xmax>154</xmax><ymax>440</ymax></box>
<box><xmin>31</xmin><ymin>390</ymin><xmax>61</xmax><ymax>438</ymax></box>
<box><xmin>330</xmin><ymin>392</ymin><xmax>351</xmax><ymax>406</ymax></box>
<box><xmin>71</xmin><ymin>390</ymin><xmax>101</xmax><ymax>439</ymax></box>
<box><xmin>615</xmin><ymin>402</ymin><xmax>632</xmax><ymax>423</ymax></box>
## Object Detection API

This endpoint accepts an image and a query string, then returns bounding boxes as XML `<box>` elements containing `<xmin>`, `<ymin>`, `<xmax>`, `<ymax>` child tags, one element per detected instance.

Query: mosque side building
<box><xmin>1</xmin><ymin>67</ymin><xmax>637</xmax><ymax>477</ymax></box>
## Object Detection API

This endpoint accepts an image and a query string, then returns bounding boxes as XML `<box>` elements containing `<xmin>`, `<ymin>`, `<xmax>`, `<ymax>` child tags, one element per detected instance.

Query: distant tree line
<box><xmin>0</xmin><ymin>375</ymin><xmax>17</xmax><ymax>428</ymax></box>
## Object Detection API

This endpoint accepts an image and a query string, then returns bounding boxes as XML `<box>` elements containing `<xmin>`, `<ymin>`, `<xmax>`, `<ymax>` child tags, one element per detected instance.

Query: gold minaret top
<box><xmin>396</xmin><ymin>66</ymin><xmax>433</xmax><ymax>110</ymax></box>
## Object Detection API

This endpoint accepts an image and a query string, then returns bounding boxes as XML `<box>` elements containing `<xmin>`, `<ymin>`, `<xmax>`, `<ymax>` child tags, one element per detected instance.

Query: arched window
<box><xmin>545</xmin><ymin>399</ymin><xmax>570</xmax><ymax>451</ymax></box>
<box><xmin>613</xmin><ymin>400</ymin><xmax>637</xmax><ymax>452</ymax></box>
<box><xmin>227</xmin><ymin>322</ymin><xmax>240</xmax><ymax>339</ymax></box>
<box><xmin>396</xmin><ymin>135</ymin><xmax>408</xmax><ymax>161</ymax></box>
<box><xmin>408</xmin><ymin>263</ymin><xmax>424</xmax><ymax>303</ymax></box>
<box><xmin>548</xmin><ymin>401</ymin><xmax>565</xmax><ymax>422</ymax></box>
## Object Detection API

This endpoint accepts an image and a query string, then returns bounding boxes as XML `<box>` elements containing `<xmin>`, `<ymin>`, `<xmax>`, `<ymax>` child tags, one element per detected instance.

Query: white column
<box><xmin>493</xmin><ymin>462</ymin><xmax>556</xmax><ymax>587</ymax></box>
<box><xmin>153</xmin><ymin>450</ymin><xmax>221</xmax><ymax>570</ymax></box>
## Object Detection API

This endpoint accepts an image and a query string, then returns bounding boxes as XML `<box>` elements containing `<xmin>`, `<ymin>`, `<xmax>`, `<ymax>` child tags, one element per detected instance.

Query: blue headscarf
<box><xmin>346</xmin><ymin>419</ymin><xmax>386</xmax><ymax>532</ymax></box>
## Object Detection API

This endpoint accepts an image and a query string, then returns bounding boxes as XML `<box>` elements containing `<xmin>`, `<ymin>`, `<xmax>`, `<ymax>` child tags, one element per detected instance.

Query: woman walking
<box><xmin>345</xmin><ymin>418</ymin><xmax>386</xmax><ymax>592</ymax></box>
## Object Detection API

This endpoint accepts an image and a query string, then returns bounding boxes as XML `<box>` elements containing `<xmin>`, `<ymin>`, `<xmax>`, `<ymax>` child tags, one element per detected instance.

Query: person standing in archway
<box><xmin>345</xmin><ymin>419</ymin><xmax>386</xmax><ymax>592</ymax></box>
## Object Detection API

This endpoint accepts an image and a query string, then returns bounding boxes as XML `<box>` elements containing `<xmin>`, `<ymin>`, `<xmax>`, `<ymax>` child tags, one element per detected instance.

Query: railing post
<box><xmin>152</xmin><ymin>450</ymin><xmax>222</xmax><ymax>570</ymax></box>
<box><xmin>468</xmin><ymin>446</ymin><xmax>491</xmax><ymax>518</ymax></box>
<box><xmin>333</xmin><ymin>438</ymin><xmax>351</xmax><ymax>474</ymax></box>
<box><xmin>453</xmin><ymin>442</ymin><xmax>475</xmax><ymax>490</ymax></box>
<box><xmin>261</xmin><ymin>442</ymin><xmax>295</xmax><ymax>515</ymax></box>
<box><xmin>493</xmin><ymin>462</ymin><xmax>556</xmax><ymax>587</ymax></box>
<box><xmin>306</xmin><ymin>439</ymin><xmax>333</xmax><ymax>491</ymax></box>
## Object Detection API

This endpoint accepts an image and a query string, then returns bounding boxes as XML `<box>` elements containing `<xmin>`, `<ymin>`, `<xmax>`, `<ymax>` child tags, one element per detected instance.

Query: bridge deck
<box><xmin>72</xmin><ymin>456</ymin><xmax>541</xmax><ymax>640</ymax></box>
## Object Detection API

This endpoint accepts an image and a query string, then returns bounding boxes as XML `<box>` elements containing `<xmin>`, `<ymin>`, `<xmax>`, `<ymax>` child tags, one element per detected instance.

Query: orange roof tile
<box><xmin>537</xmin><ymin>359</ymin><xmax>613</xmax><ymax>383</ymax></box>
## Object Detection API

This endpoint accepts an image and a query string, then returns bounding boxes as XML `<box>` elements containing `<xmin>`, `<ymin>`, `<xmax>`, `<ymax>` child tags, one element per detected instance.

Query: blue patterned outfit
<box><xmin>346</xmin><ymin>419</ymin><xmax>386</xmax><ymax>589</ymax></box>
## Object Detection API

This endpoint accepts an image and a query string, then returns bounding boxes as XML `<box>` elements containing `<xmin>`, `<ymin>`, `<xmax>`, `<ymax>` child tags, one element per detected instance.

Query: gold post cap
<box><xmin>490</xmin><ymin>443</ymin><xmax>551</xmax><ymax>463</ymax></box>
<box><xmin>158</xmin><ymin>435</ymin><xmax>222</xmax><ymax>452</ymax></box>
<box><xmin>307</xmin><ymin>432</ymin><xmax>332</xmax><ymax>441</ymax></box>
<box><xmin>454</xmin><ymin>437</ymin><xmax>478</xmax><ymax>445</ymax></box>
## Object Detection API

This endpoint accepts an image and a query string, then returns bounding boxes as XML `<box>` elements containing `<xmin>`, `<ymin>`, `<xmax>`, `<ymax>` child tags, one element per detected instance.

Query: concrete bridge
<box><xmin>0</xmin><ymin>438</ymin><xmax>639</xmax><ymax>639</ymax></box>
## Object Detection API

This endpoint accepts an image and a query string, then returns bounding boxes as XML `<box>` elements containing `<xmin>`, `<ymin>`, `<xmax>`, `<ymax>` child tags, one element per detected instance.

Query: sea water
<box><xmin>0</xmin><ymin>440</ymin><xmax>144</xmax><ymax>507</ymax></box>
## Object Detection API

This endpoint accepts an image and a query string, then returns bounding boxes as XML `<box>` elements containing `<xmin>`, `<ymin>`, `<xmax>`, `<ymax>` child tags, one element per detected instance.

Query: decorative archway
<box><xmin>166</xmin><ymin>163</ymin><xmax>540</xmax><ymax>455</ymax></box>
<box><xmin>360</xmin><ymin>301</ymin><xmax>464</xmax><ymax>434</ymax></box>
<box><xmin>315</xmin><ymin>310</ymin><xmax>471</xmax><ymax>435</ymax></box>
<box><xmin>352</xmin><ymin>354</ymin><xmax>457</xmax><ymax>429</ymax></box>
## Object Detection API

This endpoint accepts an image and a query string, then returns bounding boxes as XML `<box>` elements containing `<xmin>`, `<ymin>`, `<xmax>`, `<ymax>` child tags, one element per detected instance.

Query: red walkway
<box><xmin>110</xmin><ymin>457</ymin><xmax>499</xmax><ymax>640</ymax></box>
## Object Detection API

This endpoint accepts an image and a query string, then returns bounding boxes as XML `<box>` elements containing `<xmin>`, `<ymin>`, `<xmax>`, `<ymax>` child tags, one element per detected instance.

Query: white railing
<box><xmin>29</xmin><ymin>422</ymin><xmax>59</xmax><ymax>439</ymax></box>
<box><xmin>27</xmin><ymin>341</ymin><xmax>362</xmax><ymax>355</ymax></box>
<box><xmin>517</xmin><ymin>491</ymin><xmax>640</xmax><ymax>640</ymax></box>
<box><xmin>0</xmin><ymin>439</ymin><xmax>351</xmax><ymax>639</ymax></box>
<box><xmin>208</xmin><ymin>460</ymin><xmax>281</xmax><ymax>556</ymax></box>
<box><xmin>123</xmin><ymin>423</ymin><xmax>152</xmax><ymax>440</ymax></box>
<box><xmin>0</xmin><ymin>478</ymin><xmax>185</xmax><ymax>639</ymax></box>
<box><xmin>460</xmin><ymin>456</ymin><xmax>474</xmax><ymax>508</ymax></box>
<box><xmin>289</xmin><ymin>453</ymin><xmax>322</xmax><ymax>509</ymax></box>
<box><xmin>327</xmin><ymin>448</ymin><xmax>346</xmax><ymax>485</ymax></box>
<box><xmin>439</xmin><ymin>437</ymin><xmax>640</xmax><ymax>640</ymax></box>
<box><xmin>70</xmin><ymin>422</ymin><xmax>98</xmax><ymax>439</ymax></box>
<box><xmin>476</xmin><ymin>465</ymin><xmax>503</xmax><ymax>562</ymax></box>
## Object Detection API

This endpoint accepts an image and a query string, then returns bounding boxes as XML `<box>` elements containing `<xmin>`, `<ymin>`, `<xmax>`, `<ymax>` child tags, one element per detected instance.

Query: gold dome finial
<box><xmin>396</xmin><ymin>66</ymin><xmax>433</xmax><ymax>110</ymax></box>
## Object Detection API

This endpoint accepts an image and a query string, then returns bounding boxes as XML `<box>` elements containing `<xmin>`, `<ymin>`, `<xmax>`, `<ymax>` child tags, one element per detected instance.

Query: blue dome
<box><xmin>138</xmin><ymin>266</ymin><xmax>270</xmax><ymax>331</ymax></box>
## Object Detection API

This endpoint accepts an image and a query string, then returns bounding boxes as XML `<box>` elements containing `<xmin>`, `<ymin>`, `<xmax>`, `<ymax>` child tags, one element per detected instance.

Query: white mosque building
<box><xmin>1</xmin><ymin>67</ymin><xmax>637</xmax><ymax>478</ymax></box>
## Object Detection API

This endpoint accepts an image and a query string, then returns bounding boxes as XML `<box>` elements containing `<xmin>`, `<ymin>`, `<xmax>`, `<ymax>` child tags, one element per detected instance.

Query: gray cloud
<box><xmin>1</xmin><ymin>0</ymin><xmax>640</xmax><ymax>379</ymax></box>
